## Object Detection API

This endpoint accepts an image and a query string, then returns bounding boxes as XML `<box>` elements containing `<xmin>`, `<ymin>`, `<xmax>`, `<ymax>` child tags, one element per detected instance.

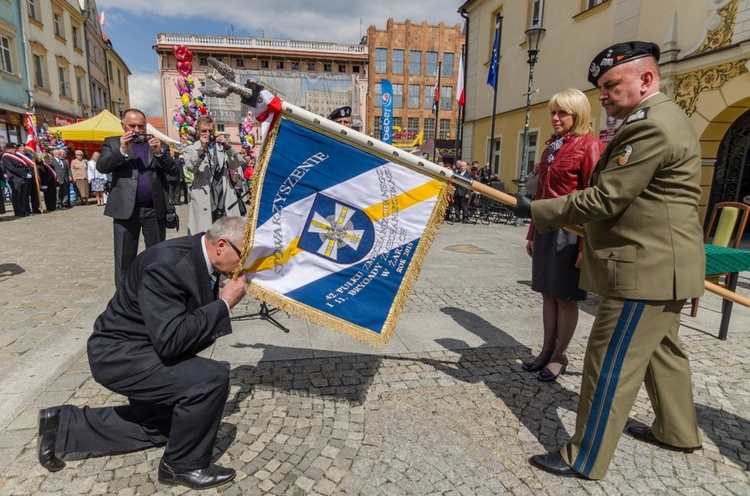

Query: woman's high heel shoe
<box><xmin>537</xmin><ymin>359</ymin><xmax>568</xmax><ymax>382</ymax></box>
<box><xmin>521</xmin><ymin>360</ymin><xmax>547</xmax><ymax>373</ymax></box>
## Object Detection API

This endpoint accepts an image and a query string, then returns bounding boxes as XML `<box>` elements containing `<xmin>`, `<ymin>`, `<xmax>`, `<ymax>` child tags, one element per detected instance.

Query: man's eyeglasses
<box><xmin>225</xmin><ymin>239</ymin><xmax>243</xmax><ymax>258</ymax></box>
<box><xmin>198</xmin><ymin>129</ymin><xmax>215</xmax><ymax>134</ymax></box>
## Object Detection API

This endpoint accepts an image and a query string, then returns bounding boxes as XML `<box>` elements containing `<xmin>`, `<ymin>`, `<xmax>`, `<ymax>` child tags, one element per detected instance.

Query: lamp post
<box><xmin>116</xmin><ymin>97</ymin><xmax>124</xmax><ymax>119</ymax></box>
<box><xmin>515</xmin><ymin>24</ymin><xmax>545</xmax><ymax>226</ymax></box>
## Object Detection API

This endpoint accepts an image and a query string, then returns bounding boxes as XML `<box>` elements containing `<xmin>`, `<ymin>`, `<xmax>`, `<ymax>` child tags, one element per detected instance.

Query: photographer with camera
<box><xmin>97</xmin><ymin>108</ymin><xmax>179</xmax><ymax>286</ymax></box>
<box><xmin>184</xmin><ymin>115</ymin><xmax>244</xmax><ymax>236</ymax></box>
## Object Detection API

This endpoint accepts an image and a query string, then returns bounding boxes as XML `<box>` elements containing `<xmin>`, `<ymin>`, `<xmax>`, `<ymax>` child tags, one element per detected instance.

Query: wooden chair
<box><xmin>690</xmin><ymin>201</ymin><xmax>750</xmax><ymax>317</ymax></box>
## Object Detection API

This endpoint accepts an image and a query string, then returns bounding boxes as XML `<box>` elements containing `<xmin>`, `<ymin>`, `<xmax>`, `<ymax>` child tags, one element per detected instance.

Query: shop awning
<box><xmin>48</xmin><ymin>109</ymin><xmax>123</xmax><ymax>142</ymax></box>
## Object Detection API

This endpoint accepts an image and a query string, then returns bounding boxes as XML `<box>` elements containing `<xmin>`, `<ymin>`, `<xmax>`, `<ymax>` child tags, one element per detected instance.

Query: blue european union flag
<box><xmin>487</xmin><ymin>25</ymin><xmax>500</xmax><ymax>88</ymax></box>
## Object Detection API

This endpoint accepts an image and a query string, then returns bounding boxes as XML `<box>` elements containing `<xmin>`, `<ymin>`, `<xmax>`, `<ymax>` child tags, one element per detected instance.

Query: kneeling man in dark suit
<box><xmin>37</xmin><ymin>216</ymin><xmax>248</xmax><ymax>490</ymax></box>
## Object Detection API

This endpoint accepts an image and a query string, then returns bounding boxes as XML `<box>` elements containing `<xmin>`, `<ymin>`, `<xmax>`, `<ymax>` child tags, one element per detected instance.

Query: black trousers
<box><xmin>112</xmin><ymin>207</ymin><xmax>166</xmax><ymax>286</ymax></box>
<box><xmin>10</xmin><ymin>177</ymin><xmax>29</xmax><ymax>216</ymax></box>
<box><xmin>57</xmin><ymin>183</ymin><xmax>71</xmax><ymax>207</ymax></box>
<box><xmin>167</xmin><ymin>181</ymin><xmax>181</xmax><ymax>204</ymax></box>
<box><xmin>56</xmin><ymin>356</ymin><xmax>230</xmax><ymax>470</ymax></box>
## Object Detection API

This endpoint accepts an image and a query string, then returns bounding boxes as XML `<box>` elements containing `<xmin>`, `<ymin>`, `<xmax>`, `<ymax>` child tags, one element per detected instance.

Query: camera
<box><xmin>208</xmin><ymin>134</ymin><xmax>216</xmax><ymax>144</ymax></box>
<box><xmin>132</xmin><ymin>133</ymin><xmax>152</xmax><ymax>143</ymax></box>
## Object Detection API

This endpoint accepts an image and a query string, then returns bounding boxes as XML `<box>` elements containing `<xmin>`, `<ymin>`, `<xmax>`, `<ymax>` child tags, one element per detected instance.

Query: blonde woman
<box><xmin>522</xmin><ymin>88</ymin><xmax>605</xmax><ymax>382</ymax></box>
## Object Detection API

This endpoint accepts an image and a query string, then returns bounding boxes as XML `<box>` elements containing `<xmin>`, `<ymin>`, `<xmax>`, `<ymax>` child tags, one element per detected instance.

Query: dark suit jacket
<box><xmin>87</xmin><ymin>234</ymin><xmax>232</xmax><ymax>385</ymax></box>
<box><xmin>454</xmin><ymin>168</ymin><xmax>472</xmax><ymax>197</ymax></box>
<box><xmin>96</xmin><ymin>136</ymin><xmax>179</xmax><ymax>220</ymax></box>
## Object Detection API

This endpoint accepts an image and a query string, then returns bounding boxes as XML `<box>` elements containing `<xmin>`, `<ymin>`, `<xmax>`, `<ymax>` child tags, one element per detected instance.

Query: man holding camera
<box><xmin>97</xmin><ymin>108</ymin><xmax>179</xmax><ymax>286</ymax></box>
<box><xmin>183</xmin><ymin>115</ymin><xmax>244</xmax><ymax>236</ymax></box>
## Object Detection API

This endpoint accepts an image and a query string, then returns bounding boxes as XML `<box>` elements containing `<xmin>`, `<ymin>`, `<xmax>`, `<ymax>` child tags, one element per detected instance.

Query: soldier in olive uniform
<box><xmin>514</xmin><ymin>42</ymin><xmax>704</xmax><ymax>480</ymax></box>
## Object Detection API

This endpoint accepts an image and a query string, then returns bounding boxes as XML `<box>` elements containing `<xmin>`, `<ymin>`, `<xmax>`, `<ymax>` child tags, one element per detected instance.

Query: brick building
<box><xmin>365</xmin><ymin>19</ymin><xmax>463</xmax><ymax>149</ymax></box>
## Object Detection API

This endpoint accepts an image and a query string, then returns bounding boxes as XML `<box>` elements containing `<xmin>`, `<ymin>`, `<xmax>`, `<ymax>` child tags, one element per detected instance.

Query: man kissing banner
<box><xmin>238</xmin><ymin>105</ymin><xmax>451</xmax><ymax>347</ymax></box>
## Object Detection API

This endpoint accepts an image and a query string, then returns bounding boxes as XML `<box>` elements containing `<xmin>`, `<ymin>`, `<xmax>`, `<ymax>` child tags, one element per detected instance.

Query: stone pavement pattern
<box><xmin>1</xmin><ymin>203</ymin><xmax>749</xmax><ymax>495</ymax></box>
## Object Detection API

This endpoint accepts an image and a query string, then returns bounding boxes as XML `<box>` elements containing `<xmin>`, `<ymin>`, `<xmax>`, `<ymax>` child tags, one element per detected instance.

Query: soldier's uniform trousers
<box><xmin>560</xmin><ymin>298</ymin><xmax>702</xmax><ymax>479</ymax></box>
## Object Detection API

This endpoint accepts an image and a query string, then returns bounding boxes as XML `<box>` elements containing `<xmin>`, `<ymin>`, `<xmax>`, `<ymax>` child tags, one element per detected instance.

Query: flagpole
<box><xmin>433</xmin><ymin>61</ymin><xmax>441</xmax><ymax>162</ymax></box>
<box><xmin>454</xmin><ymin>44</ymin><xmax>465</xmax><ymax>161</ymax></box>
<box><xmin>488</xmin><ymin>18</ymin><xmax>501</xmax><ymax>178</ymax></box>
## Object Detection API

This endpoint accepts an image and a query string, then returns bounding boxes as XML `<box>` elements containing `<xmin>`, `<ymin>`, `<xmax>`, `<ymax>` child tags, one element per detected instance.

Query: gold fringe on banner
<box><xmin>231</xmin><ymin>115</ymin><xmax>453</xmax><ymax>347</ymax></box>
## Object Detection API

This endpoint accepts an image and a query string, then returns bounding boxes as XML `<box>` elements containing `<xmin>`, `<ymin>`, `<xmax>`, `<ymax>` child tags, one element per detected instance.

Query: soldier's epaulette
<box><xmin>625</xmin><ymin>108</ymin><xmax>649</xmax><ymax>124</ymax></box>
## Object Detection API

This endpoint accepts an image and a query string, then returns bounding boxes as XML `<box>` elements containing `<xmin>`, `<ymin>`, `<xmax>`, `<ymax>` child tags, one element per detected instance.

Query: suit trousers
<box><xmin>561</xmin><ymin>298</ymin><xmax>701</xmax><ymax>479</ymax></box>
<box><xmin>57</xmin><ymin>183</ymin><xmax>71</xmax><ymax>207</ymax></box>
<box><xmin>56</xmin><ymin>356</ymin><xmax>230</xmax><ymax>470</ymax></box>
<box><xmin>10</xmin><ymin>178</ymin><xmax>29</xmax><ymax>216</ymax></box>
<box><xmin>113</xmin><ymin>207</ymin><xmax>166</xmax><ymax>286</ymax></box>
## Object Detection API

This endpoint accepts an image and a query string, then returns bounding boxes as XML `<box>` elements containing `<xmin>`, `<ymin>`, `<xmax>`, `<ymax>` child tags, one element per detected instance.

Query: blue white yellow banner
<box><xmin>240</xmin><ymin>114</ymin><xmax>450</xmax><ymax>346</ymax></box>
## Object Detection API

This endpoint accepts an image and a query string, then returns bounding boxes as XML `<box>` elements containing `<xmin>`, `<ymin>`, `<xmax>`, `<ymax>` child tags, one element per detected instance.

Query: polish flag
<box><xmin>97</xmin><ymin>11</ymin><xmax>106</xmax><ymax>26</ymax></box>
<box><xmin>456</xmin><ymin>52</ymin><xmax>465</xmax><ymax>107</ymax></box>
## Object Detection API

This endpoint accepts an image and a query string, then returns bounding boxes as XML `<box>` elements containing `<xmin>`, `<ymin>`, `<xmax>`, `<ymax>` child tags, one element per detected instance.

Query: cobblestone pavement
<box><xmin>1</xmin><ymin>202</ymin><xmax>749</xmax><ymax>495</ymax></box>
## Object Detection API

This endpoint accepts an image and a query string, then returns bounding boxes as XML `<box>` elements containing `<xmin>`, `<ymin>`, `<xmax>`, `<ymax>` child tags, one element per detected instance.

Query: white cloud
<box><xmin>96</xmin><ymin>0</ymin><xmax>463</xmax><ymax>43</ymax></box>
<box><xmin>128</xmin><ymin>72</ymin><xmax>163</xmax><ymax>118</ymax></box>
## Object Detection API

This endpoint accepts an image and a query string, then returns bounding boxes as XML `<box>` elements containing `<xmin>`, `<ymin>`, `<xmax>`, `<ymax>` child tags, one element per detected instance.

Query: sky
<box><xmin>97</xmin><ymin>0</ymin><xmax>465</xmax><ymax>118</ymax></box>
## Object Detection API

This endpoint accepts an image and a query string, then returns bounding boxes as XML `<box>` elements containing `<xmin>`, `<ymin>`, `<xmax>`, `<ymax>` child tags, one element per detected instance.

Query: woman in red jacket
<box><xmin>522</xmin><ymin>88</ymin><xmax>605</xmax><ymax>382</ymax></box>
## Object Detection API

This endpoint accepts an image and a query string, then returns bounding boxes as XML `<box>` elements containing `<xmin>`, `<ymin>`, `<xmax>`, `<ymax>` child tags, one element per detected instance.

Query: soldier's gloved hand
<box><xmin>509</xmin><ymin>195</ymin><xmax>532</xmax><ymax>219</ymax></box>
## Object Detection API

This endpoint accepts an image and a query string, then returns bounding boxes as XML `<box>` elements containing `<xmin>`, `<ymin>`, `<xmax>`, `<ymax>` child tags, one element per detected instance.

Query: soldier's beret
<box><xmin>588</xmin><ymin>41</ymin><xmax>660</xmax><ymax>86</ymax></box>
<box><xmin>328</xmin><ymin>106</ymin><xmax>351</xmax><ymax>120</ymax></box>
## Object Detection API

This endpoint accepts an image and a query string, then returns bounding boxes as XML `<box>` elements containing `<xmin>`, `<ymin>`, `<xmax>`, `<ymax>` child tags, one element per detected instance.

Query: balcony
<box><xmin>155</xmin><ymin>33</ymin><xmax>368</xmax><ymax>57</ymax></box>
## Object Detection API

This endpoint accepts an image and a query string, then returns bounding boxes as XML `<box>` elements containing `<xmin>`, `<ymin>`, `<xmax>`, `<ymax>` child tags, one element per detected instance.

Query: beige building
<box><xmin>459</xmin><ymin>0</ymin><xmax>750</xmax><ymax>219</ymax></box>
<box><xmin>365</xmin><ymin>19</ymin><xmax>464</xmax><ymax>149</ymax></box>
<box><xmin>81</xmin><ymin>0</ymin><xmax>109</xmax><ymax>118</ymax></box>
<box><xmin>104</xmin><ymin>33</ymin><xmax>131</xmax><ymax>117</ymax></box>
<box><xmin>24</xmin><ymin>0</ymin><xmax>91</xmax><ymax>127</ymax></box>
<box><xmin>153</xmin><ymin>34</ymin><xmax>368</xmax><ymax>145</ymax></box>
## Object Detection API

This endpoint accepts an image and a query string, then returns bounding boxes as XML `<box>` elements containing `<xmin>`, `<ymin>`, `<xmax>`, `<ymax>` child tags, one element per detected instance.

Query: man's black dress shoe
<box><xmin>158</xmin><ymin>460</ymin><xmax>236</xmax><ymax>489</ymax></box>
<box><xmin>627</xmin><ymin>425</ymin><xmax>701</xmax><ymax>453</ymax></box>
<box><xmin>529</xmin><ymin>452</ymin><xmax>582</xmax><ymax>478</ymax></box>
<box><xmin>38</xmin><ymin>407</ymin><xmax>65</xmax><ymax>472</ymax></box>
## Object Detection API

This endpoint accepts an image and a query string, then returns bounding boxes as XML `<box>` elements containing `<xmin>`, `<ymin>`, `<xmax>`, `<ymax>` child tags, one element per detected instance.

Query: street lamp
<box><xmin>515</xmin><ymin>23</ymin><xmax>545</xmax><ymax>226</ymax></box>
<box><xmin>116</xmin><ymin>97</ymin><xmax>124</xmax><ymax>119</ymax></box>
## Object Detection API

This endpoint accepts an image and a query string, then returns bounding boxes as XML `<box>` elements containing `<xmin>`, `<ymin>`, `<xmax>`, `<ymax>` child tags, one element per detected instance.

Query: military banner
<box><xmin>239</xmin><ymin>105</ymin><xmax>451</xmax><ymax>347</ymax></box>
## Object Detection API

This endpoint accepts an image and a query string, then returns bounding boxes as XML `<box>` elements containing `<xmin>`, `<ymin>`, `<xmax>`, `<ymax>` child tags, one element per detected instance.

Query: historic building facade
<box><xmin>365</xmin><ymin>19</ymin><xmax>464</xmax><ymax>147</ymax></box>
<box><xmin>0</xmin><ymin>0</ymin><xmax>30</xmax><ymax>146</ymax></box>
<box><xmin>153</xmin><ymin>34</ymin><xmax>368</xmax><ymax>144</ymax></box>
<box><xmin>459</xmin><ymin>0</ymin><xmax>750</xmax><ymax>219</ymax></box>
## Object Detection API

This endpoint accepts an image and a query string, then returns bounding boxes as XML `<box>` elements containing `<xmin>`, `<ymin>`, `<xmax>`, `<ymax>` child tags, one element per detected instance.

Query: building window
<box><xmin>199</xmin><ymin>57</ymin><xmax>207</xmax><ymax>65</ymax></box>
<box><xmin>392</xmin><ymin>83</ymin><xmax>403</xmax><ymax>108</ymax></box>
<box><xmin>53</xmin><ymin>13</ymin><xmax>64</xmax><ymax>39</ymax></box>
<box><xmin>276</xmin><ymin>60</ymin><xmax>284</xmax><ymax>69</ymax></box>
<box><xmin>236</xmin><ymin>59</ymin><xmax>245</xmax><ymax>67</ymax></box>
<box><xmin>375</xmin><ymin>48</ymin><xmax>387</xmax><ymax>73</ymax></box>
<box><xmin>424</xmin><ymin>118</ymin><xmax>435</xmax><ymax>140</ymax></box>
<box><xmin>217</xmin><ymin>123</ymin><xmax>225</xmax><ymax>132</ymax></box>
<box><xmin>117</xmin><ymin>69</ymin><xmax>122</xmax><ymax>88</ymax></box>
<box><xmin>108</xmin><ymin>60</ymin><xmax>113</xmax><ymax>81</ymax></box>
<box><xmin>260</xmin><ymin>60</ymin><xmax>269</xmax><ymax>68</ymax></box>
<box><xmin>424</xmin><ymin>85</ymin><xmax>433</xmax><ymax>109</ymax></box>
<box><xmin>352</xmin><ymin>65</ymin><xmax>360</xmax><ymax>73</ymax></box>
<box><xmin>518</xmin><ymin>131</ymin><xmax>539</xmax><ymax>177</ymax></box>
<box><xmin>33</xmin><ymin>53</ymin><xmax>46</xmax><ymax>88</ymax></box>
<box><xmin>374</xmin><ymin>82</ymin><xmax>382</xmax><ymax>103</ymax></box>
<box><xmin>426</xmin><ymin>51</ymin><xmax>438</xmax><ymax>75</ymax></box>
<box><xmin>489</xmin><ymin>136</ymin><xmax>501</xmax><ymax>175</ymax></box>
<box><xmin>409</xmin><ymin>50</ymin><xmax>421</xmax><ymax>75</ymax></box>
<box><xmin>407</xmin><ymin>84</ymin><xmax>420</xmax><ymax>109</ymax></box>
<box><xmin>439</xmin><ymin>119</ymin><xmax>451</xmax><ymax>139</ymax></box>
<box><xmin>59</xmin><ymin>66</ymin><xmax>69</xmax><ymax>98</ymax></box>
<box><xmin>0</xmin><ymin>36</ymin><xmax>13</xmax><ymax>74</ymax></box>
<box><xmin>392</xmin><ymin>49</ymin><xmax>404</xmax><ymax>75</ymax></box>
<box><xmin>323</xmin><ymin>63</ymin><xmax>332</xmax><ymax>72</ymax></box>
<box><xmin>307</xmin><ymin>62</ymin><xmax>315</xmax><ymax>71</ymax></box>
<box><xmin>28</xmin><ymin>0</ymin><xmax>40</xmax><ymax>22</ymax></box>
<box><xmin>393</xmin><ymin>117</ymin><xmax>402</xmax><ymax>132</ymax></box>
<box><xmin>440</xmin><ymin>86</ymin><xmax>452</xmax><ymax>110</ymax></box>
<box><xmin>373</xmin><ymin>118</ymin><xmax>381</xmax><ymax>139</ymax></box>
<box><xmin>338</xmin><ymin>64</ymin><xmax>346</xmax><ymax>73</ymax></box>
<box><xmin>291</xmin><ymin>61</ymin><xmax>299</xmax><ymax>70</ymax></box>
<box><xmin>442</xmin><ymin>53</ymin><xmax>454</xmax><ymax>77</ymax></box>
<box><xmin>407</xmin><ymin>118</ymin><xmax>419</xmax><ymax>135</ymax></box>
<box><xmin>586</xmin><ymin>0</ymin><xmax>607</xmax><ymax>9</ymax></box>
<box><xmin>76</xmin><ymin>75</ymin><xmax>86</xmax><ymax>103</ymax></box>
<box><xmin>531</xmin><ymin>0</ymin><xmax>544</xmax><ymax>25</ymax></box>
<box><xmin>72</xmin><ymin>26</ymin><xmax>81</xmax><ymax>50</ymax></box>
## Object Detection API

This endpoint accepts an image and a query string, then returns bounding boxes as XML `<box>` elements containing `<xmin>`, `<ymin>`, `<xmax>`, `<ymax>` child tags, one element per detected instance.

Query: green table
<box><xmin>704</xmin><ymin>244</ymin><xmax>750</xmax><ymax>340</ymax></box>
